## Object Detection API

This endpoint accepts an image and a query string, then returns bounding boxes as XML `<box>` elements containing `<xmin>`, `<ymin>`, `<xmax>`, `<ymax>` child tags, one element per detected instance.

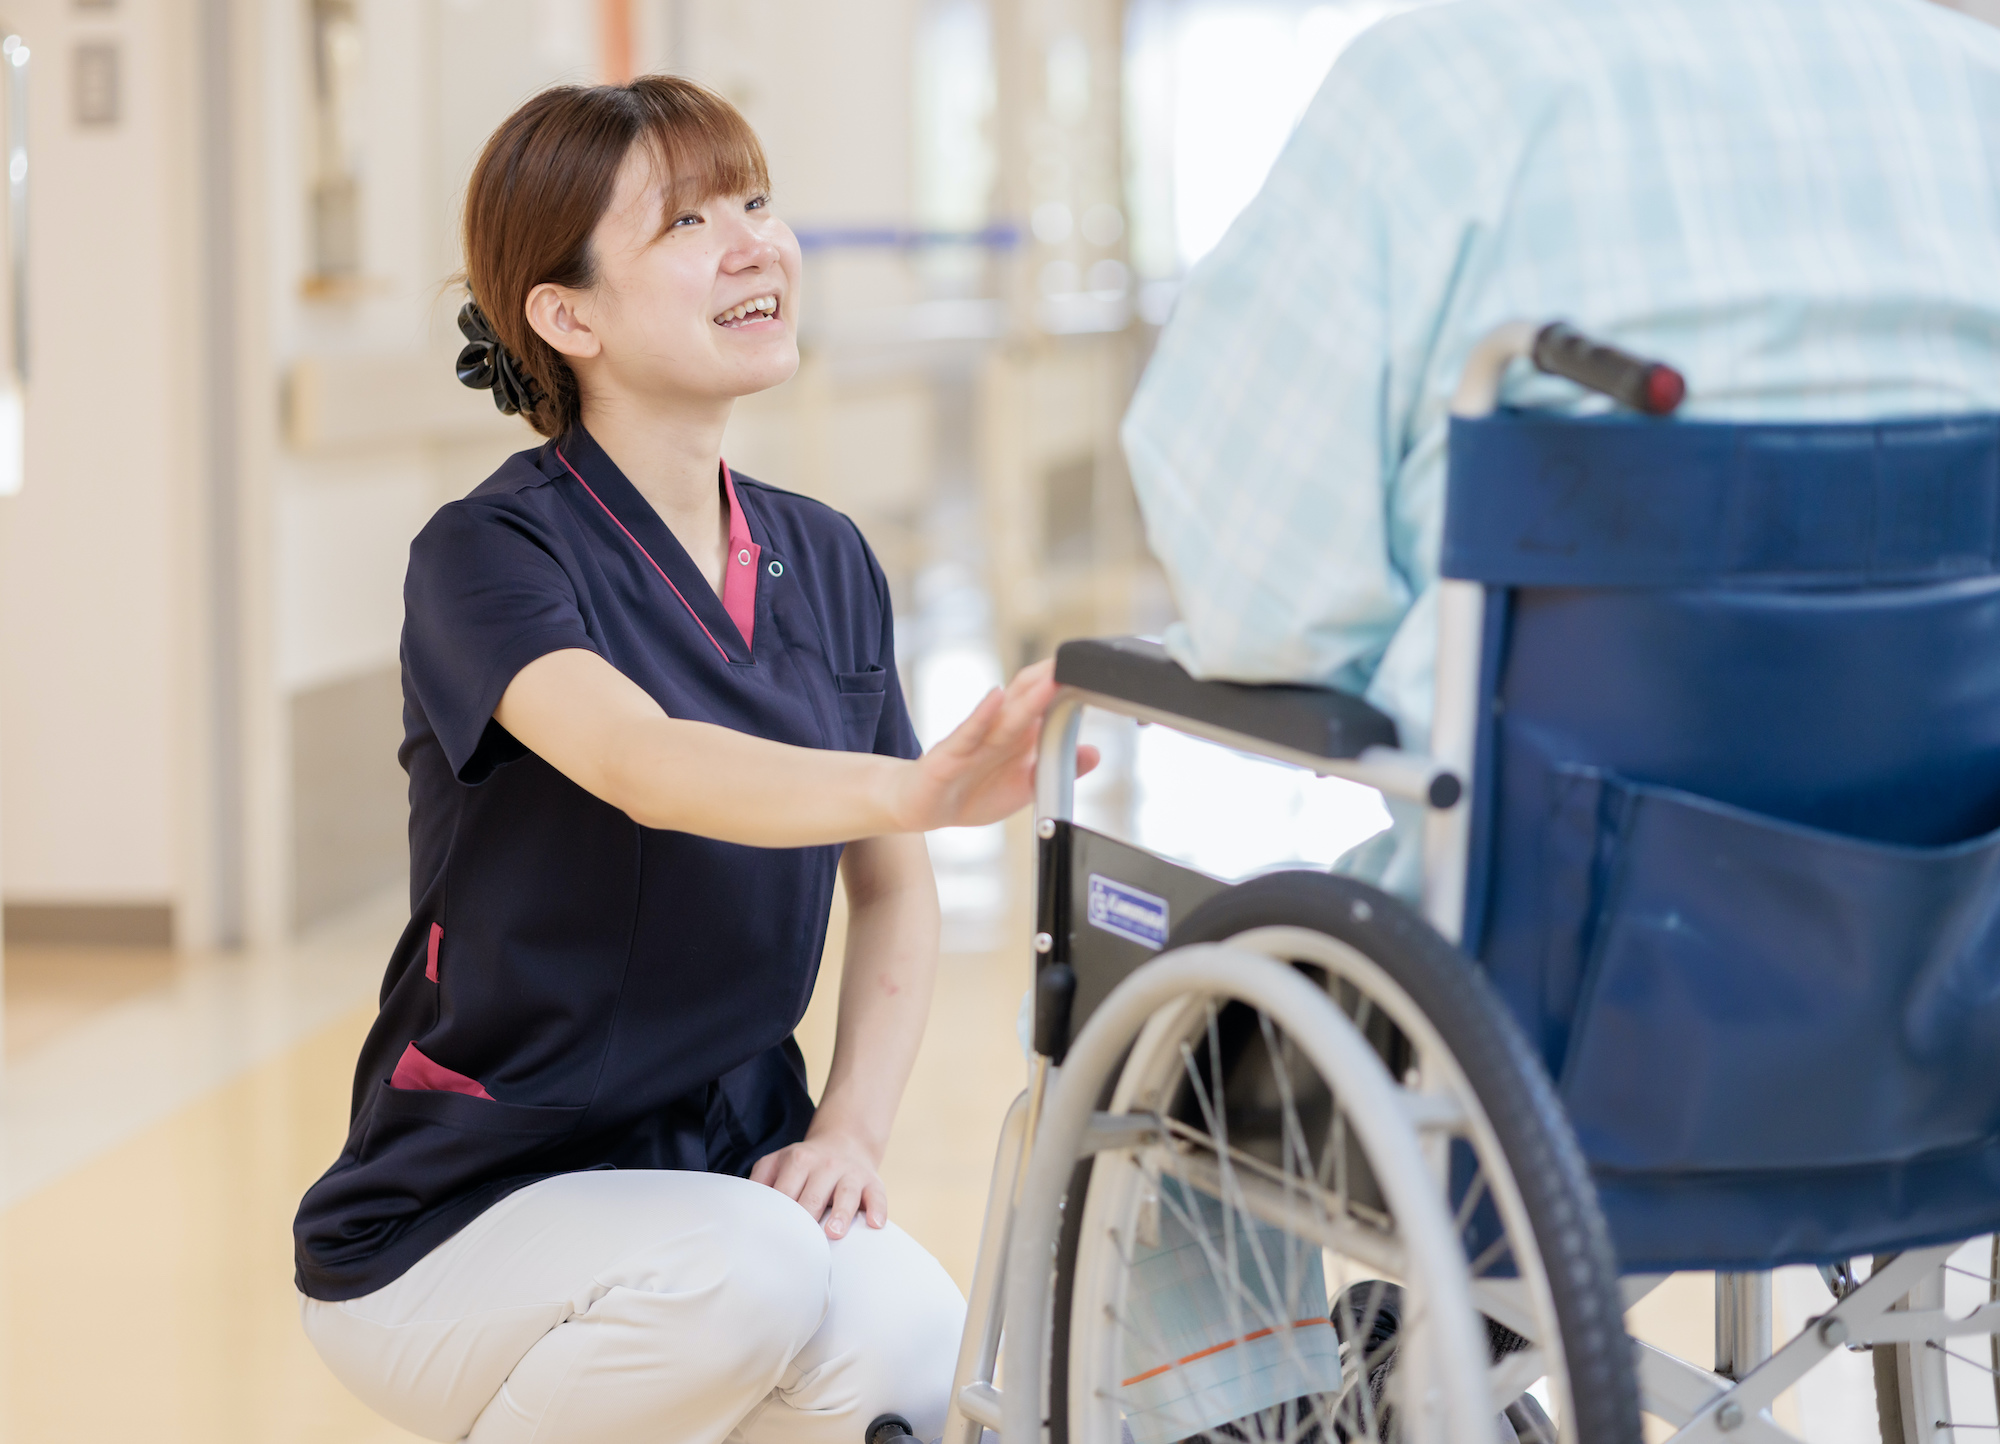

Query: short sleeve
<box><xmin>859</xmin><ymin>530</ymin><xmax>921</xmax><ymax>762</ymax></box>
<box><xmin>402</xmin><ymin>501</ymin><xmax>600</xmax><ymax>784</ymax></box>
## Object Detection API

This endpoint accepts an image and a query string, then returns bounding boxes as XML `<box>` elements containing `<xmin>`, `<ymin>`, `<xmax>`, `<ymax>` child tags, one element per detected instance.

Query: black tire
<box><xmin>1048</xmin><ymin>870</ymin><xmax>1640</xmax><ymax>1444</ymax></box>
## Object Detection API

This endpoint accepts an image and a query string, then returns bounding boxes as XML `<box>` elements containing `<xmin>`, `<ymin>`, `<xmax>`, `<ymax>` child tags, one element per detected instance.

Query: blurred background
<box><xmin>0</xmin><ymin>0</ymin><xmax>1417</xmax><ymax>965</ymax></box>
<box><xmin>0</xmin><ymin>0</ymin><xmax>1987</xmax><ymax>1437</ymax></box>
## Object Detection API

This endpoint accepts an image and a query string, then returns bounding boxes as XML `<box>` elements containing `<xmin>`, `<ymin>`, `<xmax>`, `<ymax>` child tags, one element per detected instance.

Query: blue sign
<box><xmin>1087</xmin><ymin>873</ymin><xmax>1170</xmax><ymax>951</ymax></box>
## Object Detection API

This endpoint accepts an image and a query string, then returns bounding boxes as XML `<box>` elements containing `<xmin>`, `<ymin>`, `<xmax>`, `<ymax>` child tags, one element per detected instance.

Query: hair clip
<box><xmin>455</xmin><ymin>299</ymin><xmax>544</xmax><ymax>416</ymax></box>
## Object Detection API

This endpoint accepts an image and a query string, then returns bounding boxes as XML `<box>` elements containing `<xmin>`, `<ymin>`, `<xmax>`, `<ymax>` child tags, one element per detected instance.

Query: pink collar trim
<box><xmin>554</xmin><ymin>447</ymin><xmax>756</xmax><ymax>661</ymax></box>
<box><xmin>720</xmin><ymin>463</ymin><xmax>759</xmax><ymax>651</ymax></box>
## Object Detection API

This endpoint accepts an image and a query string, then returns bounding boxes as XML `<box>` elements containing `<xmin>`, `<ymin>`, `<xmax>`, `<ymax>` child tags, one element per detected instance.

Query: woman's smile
<box><xmin>714</xmin><ymin>292</ymin><xmax>782</xmax><ymax>329</ymax></box>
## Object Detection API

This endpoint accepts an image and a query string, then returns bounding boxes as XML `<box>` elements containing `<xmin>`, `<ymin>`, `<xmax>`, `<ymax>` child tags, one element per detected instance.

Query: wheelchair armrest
<box><xmin>1052</xmin><ymin>636</ymin><xmax>1400</xmax><ymax>761</ymax></box>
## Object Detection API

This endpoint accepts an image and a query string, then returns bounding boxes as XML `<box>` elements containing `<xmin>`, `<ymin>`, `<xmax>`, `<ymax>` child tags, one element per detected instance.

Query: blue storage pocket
<box><xmin>1551</xmin><ymin>767</ymin><xmax>2000</xmax><ymax>1174</ymax></box>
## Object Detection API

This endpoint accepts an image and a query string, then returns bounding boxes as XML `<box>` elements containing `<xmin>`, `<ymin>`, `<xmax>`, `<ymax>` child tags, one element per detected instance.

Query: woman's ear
<box><xmin>524</xmin><ymin>283</ymin><xmax>602</xmax><ymax>362</ymax></box>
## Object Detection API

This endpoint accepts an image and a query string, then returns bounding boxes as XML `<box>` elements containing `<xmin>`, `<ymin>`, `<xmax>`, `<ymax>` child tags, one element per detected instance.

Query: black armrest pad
<box><xmin>1053</xmin><ymin>637</ymin><xmax>1399</xmax><ymax>760</ymax></box>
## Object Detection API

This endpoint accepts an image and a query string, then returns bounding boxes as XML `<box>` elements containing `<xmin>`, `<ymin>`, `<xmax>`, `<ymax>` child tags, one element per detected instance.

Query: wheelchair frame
<box><xmin>937</xmin><ymin>323</ymin><xmax>1998</xmax><ymax>1444</ymax></box>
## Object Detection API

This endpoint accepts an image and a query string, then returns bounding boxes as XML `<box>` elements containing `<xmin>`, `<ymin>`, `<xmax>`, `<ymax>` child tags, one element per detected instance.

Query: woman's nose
<box><xmin>719</xmin><ymin>219</ymin><xmax>783</xmax><ymax>271</ymax></box>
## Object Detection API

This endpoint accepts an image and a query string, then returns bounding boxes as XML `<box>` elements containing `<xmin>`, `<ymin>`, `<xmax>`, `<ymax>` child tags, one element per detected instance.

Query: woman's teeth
<box><xmin>716</xmin><ymin>295</ymin><xmax>779</xmax><ymax>326</ymax></box>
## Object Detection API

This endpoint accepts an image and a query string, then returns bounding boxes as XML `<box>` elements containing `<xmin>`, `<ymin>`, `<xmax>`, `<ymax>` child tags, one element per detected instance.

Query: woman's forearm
<box><xmin>497</xmin><ymin>647</ymin><xmax>910</xmax><ymax>846</ymax></box>
<box><xmin>493</xmin><ymin>647</ymin><xmax>1076</xmax><ymax>848</ymax></box>
<box><xmin>813</xmin><ymin>835</ymin><xmax>941</xmax><ymax>1155</ymax></box>
<box><xmin>607</xmin><ymin>714</ymin><xmax>909</xmax><ymax>845</ymax></box>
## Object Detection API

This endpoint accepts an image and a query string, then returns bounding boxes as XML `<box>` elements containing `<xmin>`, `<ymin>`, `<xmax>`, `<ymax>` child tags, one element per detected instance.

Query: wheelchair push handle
<box><xmin>1530</xmin><ymin>322</ymin><xmax>1685</xmax><ymax>415</ymax></box>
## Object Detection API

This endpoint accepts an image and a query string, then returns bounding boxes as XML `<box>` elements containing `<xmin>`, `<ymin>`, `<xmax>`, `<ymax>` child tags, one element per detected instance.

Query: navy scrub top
<box><xmin>293</xmin><ymin>425</ymin><xmax>920</xmax><ymax>1302</ymax></box>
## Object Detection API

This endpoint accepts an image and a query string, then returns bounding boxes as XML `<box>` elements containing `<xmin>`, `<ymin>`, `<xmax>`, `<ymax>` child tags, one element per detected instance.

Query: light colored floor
<box><xmin>0</xmin><ymin>894</ymin><xmax>402</xmax><ymax>1212</ymax></box>
<box><xmin>0</xmin><ymin>828</ymin><xmax>1894</xmax><ymax>1444</ymax></box>
<box><xmin>0</xmin><ymin>869</ymin><xmax>1031</xmax><ymax>1442</ymax></box>
<box><xmin>3</xmin><ymin>944</ymin><xmax>182</xmax><ymax>1058</ymax></box>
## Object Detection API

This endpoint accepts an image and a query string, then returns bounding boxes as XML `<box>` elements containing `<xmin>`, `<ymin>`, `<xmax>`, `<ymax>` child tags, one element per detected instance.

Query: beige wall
<box><xmin>0</xmin><ymin>0</ymin><xmax>944</xmax><ymax>940</ymax></box>
<box><xmin>259</xmin><ymin>0</ymin><xmax>575</xmax><ymax>930</ymax></box>
<box><xmin>0</xmin><ymin>0</ymin><xmax>201</xmax><ymax>915</ymax></box>
<box><xmin>680</xmin><ymin>0</ymin><xmax>922</xmax><ymax>331</ymax></box>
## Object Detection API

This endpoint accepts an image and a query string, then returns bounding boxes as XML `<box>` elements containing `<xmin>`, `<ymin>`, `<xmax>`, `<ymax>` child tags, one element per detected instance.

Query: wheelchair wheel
<box><xmin>1872</xmin><ymin>1237</ymin><xmax>1999</xmax><ymax>1444</ymax></box>
<box><xmin>1045</xmin><ymin>872</ymin><xmax>1639</xmax><ymax>1444</ymax></box>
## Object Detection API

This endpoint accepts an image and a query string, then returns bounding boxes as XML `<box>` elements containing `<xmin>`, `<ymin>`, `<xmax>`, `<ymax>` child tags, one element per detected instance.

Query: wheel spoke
<box><xmin>1216</xmin><ymin>1019</ymin><xmax>1323</xmax><ymax>1341</ymax></box>
<box><xmin>1220</xmin><ymin>1013</ymin><xmax>1354</xmax><ymax>1414</ymax></box>
<box><xmin>1104</xmin><ymin>1295</ymin><xmax>1201</xmax><ymax>1388</ymax></box>
<box><xmin>1263</xmin><ymin>1016</ymin><xmax>1319</xmax><ymax>1317</ymax></box>
<box><xmin>1153</xmin><ymin>1148</ymin><xmax>1290</xmax><ymax>1343</ymax></box>
<box><xmin>1110</xmin><ymin>1006</ymin><xmax>1404</xmax><ymax>1444</ymax></box>
<box><xmin>1452</xmin><ymin>1163</ymin><xmax>1489</xmax><ymax>1240</ymax></box>
<box><xmin>1159</xmin><ymin>1141</ymin><xmax>1403</xmax><ymax>1277</ymax></box>
<box><xmin>1489</xmin><ymin>1344</ymin><xmax>1547</xmax><ymax>1407</ymax></box>
<box><xmin>1122</xmin><ymin>1159</ymin><xmax>1343</xmax><ymax>1441</ymax></box>
<box><xmin>1928</xmin><ymin>1339</ymin><xmax>2000</xmax><ymax>1381</ymax></box>
<box><xmin>1157</xmin><ymin>1112</ymin><xmax>1392</xmax><ymax>1234</ymax></box>
<box><xmin>1155</xmin><ymin>1087</ymin><xmax>1286</xmax><ymax>1351</ymax></box>
<box><xmin>1063</xmin><ymin>954</ymin><xmax>1584</xmax><ymax>1444</ymax></box>
<box><xmin>1469</xmin><ymin>1231</ymin><xmax>1514</xmax><ymax>1278</ymax></box>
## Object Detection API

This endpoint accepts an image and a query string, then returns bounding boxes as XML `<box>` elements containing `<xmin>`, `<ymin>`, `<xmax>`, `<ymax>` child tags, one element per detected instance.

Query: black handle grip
<box><xmin>1033</xmin><ymin>962</ymin><xmax>1077</xmax><ymax>1059</ymax></box>
<box><xmin>1531</xmin><ymin>322</ymin><xmax>1685</xmax><ymax>415</ymax></box>
<box><xmin>865</xmin><ymin>1414</ymin><xmax>917</xmax><ymax>1444</ymax></box>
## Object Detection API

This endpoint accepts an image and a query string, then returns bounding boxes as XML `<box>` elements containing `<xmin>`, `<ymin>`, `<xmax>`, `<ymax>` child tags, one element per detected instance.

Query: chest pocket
<box><xmin>835</xmin><ymin>667</ymin><xmax>889</xmax><ymax>752</ymax></box>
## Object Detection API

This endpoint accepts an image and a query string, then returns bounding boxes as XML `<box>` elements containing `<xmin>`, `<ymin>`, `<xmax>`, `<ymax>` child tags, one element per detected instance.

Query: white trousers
<box><xmin>300</xmin><ymin>1170</ymin><xmax>966</xmax><ymax>1444</ymax></box>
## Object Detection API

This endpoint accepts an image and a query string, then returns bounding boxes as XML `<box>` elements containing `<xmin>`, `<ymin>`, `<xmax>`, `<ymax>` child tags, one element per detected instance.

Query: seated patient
<box><xmin>294</xmin><ymin>78</ymin><xmax>1092</xmax><ymax>1444</ymax></box>
<box><xmin>1123</xmin><ymin>0</ymin><xmax>2000</xmax><ymax>894</ymax></box>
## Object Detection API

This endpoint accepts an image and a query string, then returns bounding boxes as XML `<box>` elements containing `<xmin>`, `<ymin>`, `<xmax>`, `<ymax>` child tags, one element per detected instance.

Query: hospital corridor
<box><xmin>2</xmin><ymin>1</ymin><xmax>1998</xmax><ymax>1442</ymax></box>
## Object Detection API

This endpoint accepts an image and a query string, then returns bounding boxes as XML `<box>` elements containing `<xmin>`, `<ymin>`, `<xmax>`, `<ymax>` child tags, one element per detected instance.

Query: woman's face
<box><xmin>550</xmin><ymin>142</ymin><xmax>802</xmax><ymax>408</ymax></box>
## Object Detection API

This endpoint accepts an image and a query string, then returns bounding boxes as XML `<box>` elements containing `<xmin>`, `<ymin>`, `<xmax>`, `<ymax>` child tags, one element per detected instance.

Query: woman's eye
<box><xmin>671</xmin><ymin>213</ymin><xmax>702</xmax><ymax>229</ymax></box>
<box><xmin>746</xmin><ymin>195</ymin><xmax>768</xmax><ymax>212</ymax></box>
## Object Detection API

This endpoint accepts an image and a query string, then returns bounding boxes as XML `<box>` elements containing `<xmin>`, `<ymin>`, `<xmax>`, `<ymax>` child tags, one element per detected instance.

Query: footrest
<box><xmin>1053</xmin><ymin>636</ymin><xmax>1399</xmax><ymax>761</ymax></box>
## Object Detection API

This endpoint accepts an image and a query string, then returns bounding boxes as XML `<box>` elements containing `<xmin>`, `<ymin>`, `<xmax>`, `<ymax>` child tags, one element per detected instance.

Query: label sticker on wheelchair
<box><xmin>1087</xmin><ymin>874</ymin><xmax>1169</xmax><ymax>950</ymax></box>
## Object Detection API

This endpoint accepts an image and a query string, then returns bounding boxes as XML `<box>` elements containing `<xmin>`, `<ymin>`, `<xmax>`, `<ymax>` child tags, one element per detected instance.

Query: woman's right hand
<box><xmin>893</xmin><ymin>659</ymin><xmax>1099</xmax><ymax>832</ymax></box>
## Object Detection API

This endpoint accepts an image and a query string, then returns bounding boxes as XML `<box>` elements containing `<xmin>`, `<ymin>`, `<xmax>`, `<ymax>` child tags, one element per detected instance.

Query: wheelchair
<box><xmin>909</xmin><ymin>323</ymin><xmax>2000</xmax><ymax>1444</ymax></box>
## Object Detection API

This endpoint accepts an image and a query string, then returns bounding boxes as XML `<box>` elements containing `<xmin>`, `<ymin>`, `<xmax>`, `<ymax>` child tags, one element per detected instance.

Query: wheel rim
<box><xmin>1057</xmin><ymin>930</ymin><xmax>1573</xmax><ymax>1444</ymax></box>
<box><xmin>1877</xmin><ymin>1238</ymin><xmax>2000</xmax><ymax>1444</ymax></box>
<box><xmin>1230</xmin><ymin>926</ymin><xmax>1573</xmax><ymax>1437</ymax></box>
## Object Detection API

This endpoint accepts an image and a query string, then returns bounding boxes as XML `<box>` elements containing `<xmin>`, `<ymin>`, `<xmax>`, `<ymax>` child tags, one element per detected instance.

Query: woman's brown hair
<box><xmin>460</xmin><ymin>76</ymin><xmax>770</xmax><ymax>438</ymax></box>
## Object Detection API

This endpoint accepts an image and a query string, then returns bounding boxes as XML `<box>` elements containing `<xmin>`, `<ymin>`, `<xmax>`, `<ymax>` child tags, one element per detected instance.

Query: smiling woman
<box><xmin>458</xmin><ymin>77</ymin><xmax>785</xmax><ymax>440</ymax></box>
<box><xmin>291</xmin><ymin>75</ymin><xmax>1094</xmax><ymax>1444</ymax></box>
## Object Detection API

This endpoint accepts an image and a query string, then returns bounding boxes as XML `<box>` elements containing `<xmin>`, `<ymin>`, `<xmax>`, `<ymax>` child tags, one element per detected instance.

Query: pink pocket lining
<box><xmin>389</xmin><ymin>1041</ymin><xmax>493</xmax><ymax>1100</ymax></box>
<box><xmin>425</xmin><ymin>922</ymin><xmax>442</xmax><ymax>982</ymax></box>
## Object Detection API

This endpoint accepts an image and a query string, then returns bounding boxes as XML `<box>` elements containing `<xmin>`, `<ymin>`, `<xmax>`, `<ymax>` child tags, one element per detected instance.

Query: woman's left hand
<box><xmin>750</xmin><ymin>1123</ymin><xmax>888</xmax><ymax>1239</ymax></box>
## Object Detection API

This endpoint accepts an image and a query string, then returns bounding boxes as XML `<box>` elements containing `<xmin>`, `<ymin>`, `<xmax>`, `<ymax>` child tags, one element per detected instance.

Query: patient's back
<box><xmin>1122</xmin><ymin>0</ymin><xmax>2000</xmax><ymax>768</ymax></box>
<box><xmin>1369</xmin><ymin>0</ymin><xmax>2000</xmax><ymax>420</ymax></box>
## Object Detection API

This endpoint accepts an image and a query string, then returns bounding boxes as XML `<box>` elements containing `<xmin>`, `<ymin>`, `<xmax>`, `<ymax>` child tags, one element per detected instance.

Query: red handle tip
<box><xmin>1644</xmin><ymin>365</ymin><xmax>1687</xmax><ymax>415</ymax></box>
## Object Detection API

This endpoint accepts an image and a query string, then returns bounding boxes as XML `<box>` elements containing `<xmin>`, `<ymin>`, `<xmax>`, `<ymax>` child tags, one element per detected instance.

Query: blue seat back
<box><xmin>1445</xmin><ymin>412</ymin><xmax>2000</xmax><ymax>1270</ymax></box>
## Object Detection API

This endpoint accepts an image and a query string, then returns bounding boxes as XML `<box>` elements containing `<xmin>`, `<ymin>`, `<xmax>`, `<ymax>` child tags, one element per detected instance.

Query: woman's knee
<box><xmin>302</xmin><ymin>1292</ymin><xmax>569</xmax><ymax>1443</ymax></box>
<box><xmin>835</xmin><ymin>1221</ymin><xmax>964</xmax><ymax>1328</ymax></box>
<box><xmin>607</xmin><ymin>1180</ymin><xmax>831</xmax><ymax>1367</ymax></box>
<box><xmin>724</xmin><ymin>1186</ymin><xmax>835</xmax><ymax>1347</ymax></box>
<box><xmin>822</xmin><ymin>1223</ymin><xmax>966</xmax><ymax>1404</ymax></box>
